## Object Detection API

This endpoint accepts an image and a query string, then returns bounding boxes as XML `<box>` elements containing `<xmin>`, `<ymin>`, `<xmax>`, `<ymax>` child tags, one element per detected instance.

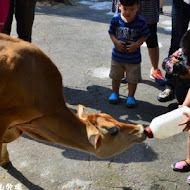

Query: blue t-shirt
<box><xmin>108</xmin><ymin>13</ymin><xmax>150</xmax><ymax>64</ymax></box>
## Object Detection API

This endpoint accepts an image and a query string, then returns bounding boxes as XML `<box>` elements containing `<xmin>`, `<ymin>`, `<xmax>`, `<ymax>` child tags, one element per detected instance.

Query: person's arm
<box><xmin>126</xmin><ymin>36</ymin><xmax>148</xmax><ymax>53</ymax></box>
<box><xmin>178</xmin><ymin>88</ymin><xmax>190</xmax><ymax>131</ymax></box>
<box><xmin>171</xmin><ymin>49</ymin><xmax>190</xmax><ymax>79</ymax></box>
<box><xmin>181</xmin><ymin>88</ymin><xmax>190</xmax><ymax>107</ymax></box>
<box><xmin>126</xmin><ymin>17</ymin><xmax>149</xmax><ymax>53</ymax></box>
<box><xmin>109</xmin><ymin>34</ymin><xmax>126</xmax><ymax>52</ymax></box>
<box><xmin>108</xmin><ymin>16</ymin><xmax>126</xmax><ymax>53</ymax></box>
<box><xmin>178</xmin><ymin>112</ymin><xmax>190</xmax><ymax>131</ymax></box>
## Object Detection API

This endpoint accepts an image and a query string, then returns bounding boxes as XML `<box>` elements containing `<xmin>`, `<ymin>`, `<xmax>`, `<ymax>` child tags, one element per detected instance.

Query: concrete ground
<box><xmin>1</xmin><ymin>0</ymin><xmax>190</xmax><ymax>189</ymax></box>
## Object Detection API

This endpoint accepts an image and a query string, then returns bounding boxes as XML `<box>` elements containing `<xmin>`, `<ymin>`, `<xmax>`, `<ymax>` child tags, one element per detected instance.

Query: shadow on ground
<box><xmin>3</xmin><ymin>163</ymin><xmax>45</xmax><ymax>190</ymax></box>
<box><xmin>22</xmin><ymin>134</ymin><xmax>157</xmax><ymax>164</ymax></box>
<box><xmin>64</xmin><ymin>85</ymin><xmax>169</xmax><ymax>124</ymax></box>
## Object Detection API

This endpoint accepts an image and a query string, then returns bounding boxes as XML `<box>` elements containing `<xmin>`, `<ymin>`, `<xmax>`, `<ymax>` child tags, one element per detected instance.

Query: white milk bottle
<box><xmin>145</xmin><ymin>106</ymin><xmax>190</xmax><ymax>139</ymax></box>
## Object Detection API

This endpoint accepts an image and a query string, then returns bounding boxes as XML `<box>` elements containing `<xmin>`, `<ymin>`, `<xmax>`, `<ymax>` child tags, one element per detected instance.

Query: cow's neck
<box><xmin>58</xmin><ymin>106</ymin><xmax>94</xmax><ymax>152</ymax></box>
<box><xmin>25</xmin><ymin>105</ymin><xmax>95</xmax><ymax>155</ymax></box>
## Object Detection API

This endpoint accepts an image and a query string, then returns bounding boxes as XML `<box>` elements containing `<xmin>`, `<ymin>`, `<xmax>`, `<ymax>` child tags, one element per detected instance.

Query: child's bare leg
<box><xmin>172</xmin><ymin>130</ymin><xmax>190</xmax><ymax>171</ymax></box>
<box><xmin>126</xmin><ymin>83</ymin><xmax>137</xmax><ymax>107</ymax></box>
<box><xmin>112</xmin><ymin>79</ymin><xmax>121</xmax><ymax>93</ymax></box>
<box><xmin>186</xmin><ymin>131</ymin><xmax>190</xmax><ymax>163</ymax></box>
<box><xmin>180</xmin><ymin>131</ymin><xmax>190</xmax><ymax>164</ymax></box>
<box><xmin>128</xmin><ymin>82</ymin><xmax>137</xmax><ymax>97</ymax></box>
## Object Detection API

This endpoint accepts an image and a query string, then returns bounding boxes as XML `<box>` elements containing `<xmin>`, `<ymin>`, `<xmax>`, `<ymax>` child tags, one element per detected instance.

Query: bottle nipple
<box><xmin>144</xmin><ymin>126</ymin><xmax>154</xmax><ymax>138</ymax></box>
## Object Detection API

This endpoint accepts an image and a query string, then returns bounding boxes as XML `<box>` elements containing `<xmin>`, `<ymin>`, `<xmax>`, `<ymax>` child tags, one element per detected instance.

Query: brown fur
<box><xmin>0</xmin><ymin>33</ymin><xmax>146</xmax><ymax>166</ymax></box>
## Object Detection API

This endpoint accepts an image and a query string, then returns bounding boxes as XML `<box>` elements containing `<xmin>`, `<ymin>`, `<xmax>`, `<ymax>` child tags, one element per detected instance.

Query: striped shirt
<box><xmin>138</xmin><ymin>0</ymin><xmax>159</xmax><ymax>24</ymax></box>
<box><xmin>108</xmin><ymin>14</ymin><xmax>150</xmax><ymax>64</ymax></box>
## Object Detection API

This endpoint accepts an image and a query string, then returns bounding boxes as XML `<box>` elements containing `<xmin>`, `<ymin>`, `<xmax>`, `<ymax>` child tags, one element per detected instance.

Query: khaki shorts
<box><xmin>109</xmin><ymin>60</ymin><xmax>142</xmax><ymax>84</ymax></box>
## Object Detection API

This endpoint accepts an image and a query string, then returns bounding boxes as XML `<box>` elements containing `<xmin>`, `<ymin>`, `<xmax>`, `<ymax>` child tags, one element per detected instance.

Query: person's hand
<box><xmin>114</xmin><ymin>40</ymin><xmax>126</xmax><ymax>52</ymax></box>
<box><xmin>126</xmin><ymin>41</ymin><xmax>138</xmax><ymax>53</ymax></box>
<box><xmin>178</xmin><ymin>112</ymin><xmax>190</xmax><ymax>131</ymax></box>
<box><xmin>171</xmin><ymin>56</ymin><xmax>180</xmax><ymax>64</ymax></box>
<box><xmin>173</xmin><ymin>50</ymin><xmax>182</xmax><ymax>57</ymax></box>
<box><xmin>171</xmin><ymin>50</ymin><xmax>182</xmax><ymax>64</ymax></box>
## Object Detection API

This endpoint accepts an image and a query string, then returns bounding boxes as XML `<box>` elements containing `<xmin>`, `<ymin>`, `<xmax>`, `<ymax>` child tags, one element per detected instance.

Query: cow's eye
<box><xmin>109</xmin><ymin>126</ymin><xmax>120</xmax><ymax>136</ymax></box>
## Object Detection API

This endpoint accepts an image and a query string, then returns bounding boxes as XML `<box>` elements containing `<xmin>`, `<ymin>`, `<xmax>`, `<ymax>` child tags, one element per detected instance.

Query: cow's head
<box><xmin>78</xmin><ymin>105</ymin><xmax>146</xmax><ymax>158</ymax></box>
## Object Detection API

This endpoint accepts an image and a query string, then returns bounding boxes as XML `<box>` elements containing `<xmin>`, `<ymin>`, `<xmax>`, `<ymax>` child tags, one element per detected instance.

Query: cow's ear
<box><xmin>86</xmin><ymin>114</ymin><xmax>101</xmax><ymax>150</ymax></box>
<box><xmin>77</xmin><ymin>104</ymin><xmax>88</xmax><ymax>120</ymax></box>
<box><xmin>88</xmin><ymin>134</ymin><xmax>101</xmax><ymax>151</ymax></box>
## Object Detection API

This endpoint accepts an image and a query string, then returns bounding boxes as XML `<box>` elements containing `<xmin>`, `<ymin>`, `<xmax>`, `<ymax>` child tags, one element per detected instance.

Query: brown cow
<box><xmin>0</xmin><ymin>33</ymin><xmax>146</xmax><ymax>166</ymax></box>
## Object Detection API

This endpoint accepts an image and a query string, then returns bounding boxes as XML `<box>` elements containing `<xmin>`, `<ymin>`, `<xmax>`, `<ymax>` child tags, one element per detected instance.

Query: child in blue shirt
<box><xmin>108</xmin><ymin>0</ymin><xmax>150</xmax><ymax>108</ymax></box>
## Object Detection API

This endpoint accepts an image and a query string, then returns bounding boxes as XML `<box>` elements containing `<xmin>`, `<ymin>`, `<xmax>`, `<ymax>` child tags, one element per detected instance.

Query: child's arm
<box><xmin>126</xmin><ymin>36</ymin><xmax>148</xmax><ymax>53</ymax></box>
<box><xmin>181</xmin><ymin>88</ymin><xmax>190</xmax><ymax>107</ymax></box>
<box><xmin>109</xmin><ymin>34</ymin><xmax>126</xmax><ymax>52</ymax></box>
<box><xmin>179</xmin><ymin>112</ymin><xmax>190</xmax><ymax>131</ymax></box>
<box><xmin>178</xmin><ymin>88</ymin><xmax>190</xmax><ymax>131</ymax></box>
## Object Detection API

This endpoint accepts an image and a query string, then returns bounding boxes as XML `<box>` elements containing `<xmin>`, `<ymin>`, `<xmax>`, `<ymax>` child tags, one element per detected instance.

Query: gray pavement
<box><xmin>1</xmin><ymin>0</ymin><xmax>190</xmax><ymax>189</ymax></box>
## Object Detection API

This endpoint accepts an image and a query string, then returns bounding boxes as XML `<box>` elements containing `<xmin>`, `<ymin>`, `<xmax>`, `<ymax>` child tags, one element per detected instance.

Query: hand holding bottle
<box><xmin>179</xmin><ymin>112</ymin><xmax>190</xmax><ymax>131</ymax></box>
<box><xmin>145</xmin><ymin>106</ymin><xmax>190</xmax><ymax>139</ymax></box>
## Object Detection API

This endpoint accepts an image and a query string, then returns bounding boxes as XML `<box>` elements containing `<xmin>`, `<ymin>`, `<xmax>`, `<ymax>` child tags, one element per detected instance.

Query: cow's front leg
<box><xmin>0</xmin><ymin>127</ymin><xmax>22</xmax><ymax>166</ymax></box>
<box><xmin>0</xmin><ymin>143</ymin><xmax>9</xmax><ymax>166</ymax></box>
<box><xmin>0</xmin><ymin>127</ymin><xmax>7</xmax><ymax>166</ymax></box>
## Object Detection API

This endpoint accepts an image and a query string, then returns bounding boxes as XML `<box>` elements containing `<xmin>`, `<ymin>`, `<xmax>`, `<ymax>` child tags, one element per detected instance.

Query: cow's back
<box><xmin>0</xmin><ymin>34</ymin><xmax>65</xmax><ymax>126</ymax></box>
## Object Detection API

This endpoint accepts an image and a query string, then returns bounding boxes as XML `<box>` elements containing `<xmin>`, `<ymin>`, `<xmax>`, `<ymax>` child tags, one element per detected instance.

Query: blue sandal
<box><xmin>109</xmin><ymin>93</ymin><xmax>119</xmax><ymax>104</ymax></box>
<box><xmin>126</xmin><ymin>96</ymin><xmax>136</xmax><ymax>108</ymax></box>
